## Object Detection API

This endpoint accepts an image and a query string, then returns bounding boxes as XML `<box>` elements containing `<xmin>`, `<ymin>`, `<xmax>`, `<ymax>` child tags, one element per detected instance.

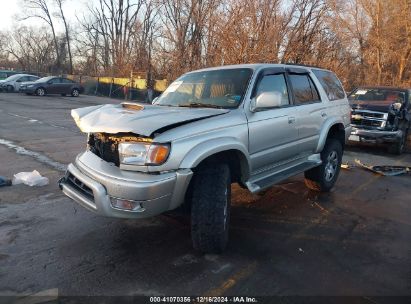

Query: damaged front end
<box><xmin>348</xmin><ymin>88</ymin><xmax>410</xmax><ymax>152</ymax></box>
<box><xmin>58</xmin><ymin>102</ymin><xmax>221</xmax><ymax>218</ymax></box>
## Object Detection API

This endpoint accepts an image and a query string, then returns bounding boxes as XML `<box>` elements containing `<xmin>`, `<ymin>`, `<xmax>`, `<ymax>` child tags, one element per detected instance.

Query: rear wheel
<box><xmin>71</xmin><ymin>88</ymin><xmax>79</xmax><ymax>97</ymax></box>
<box><xmin>190</xmin><ymin>163</ymin><xmax>231</xmax><ymax>253</ymax></box>
<box><xmin>304</xmin><ymin>139</ymin><xmax>343</xmax><ymax>192</ymax></box>
<box><xmin>35</xmin><ymin>88</ymin><xmax>45</xmax><ymax>96</ymax></box>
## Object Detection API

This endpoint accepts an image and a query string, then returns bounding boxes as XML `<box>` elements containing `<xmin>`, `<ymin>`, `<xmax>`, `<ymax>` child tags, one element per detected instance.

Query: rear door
<box><xmin>61</xmin><ymin>78</ymin><xmax>75</xmax><ymax>94</ymax></box>
<box><xmin>286</xmin><ymin>68</ymin><xmax>326</xmax><ymax>155</ymax></box>
<box><xmin>14</xmin><ymin>76</ymin><xmax>29</xmax><ymax>90</ymax></box>
<box><xmin>247</xmin><ymin>67</ymin><xmax>299</xmax><ymax>173</ymax></box>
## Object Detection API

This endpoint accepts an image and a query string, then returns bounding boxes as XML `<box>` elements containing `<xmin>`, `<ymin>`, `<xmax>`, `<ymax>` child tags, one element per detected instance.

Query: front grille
<box><xmin>351</xmin><ymin>110</ymin><xmax>386</xmax><ymax>129</ymax></box>
<box><xmin>66</xmin><ymin>172</ymin><xmax>94</xmax><ymax>201</ymax></box>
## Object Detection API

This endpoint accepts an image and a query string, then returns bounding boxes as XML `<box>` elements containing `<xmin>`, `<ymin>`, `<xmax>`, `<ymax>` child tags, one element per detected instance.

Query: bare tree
<box><xmin>54</xmin><ymin>0</ymin><xmax>73</xmax><ymax>73</ymax></box>
<box><xmin>22</xmin><ymin>0</ymin><xmax>61</xmax><ymax>71</ymax></box>
<box><xmin>5</xmin><ymin>26</ymin><xmax>55</xmax><ymax>72</ymax></box>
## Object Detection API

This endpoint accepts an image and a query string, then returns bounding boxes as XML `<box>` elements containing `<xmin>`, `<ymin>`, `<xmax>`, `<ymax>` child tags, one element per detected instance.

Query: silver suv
<box><xmin>59</xmin><ymin>64</ymin><xmax>351</xmax><ymax>253</ymax></box>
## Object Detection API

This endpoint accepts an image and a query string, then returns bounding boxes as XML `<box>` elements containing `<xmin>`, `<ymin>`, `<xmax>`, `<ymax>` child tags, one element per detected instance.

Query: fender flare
<box><xmin>180</xmin><ymin>137</ymin><xmax>251</xmax><ymax>181</ymax></box>
<box><xmin>315</xmin><ymin>117</ymin><xmax>345</xmax><ymax>153</ymax></box>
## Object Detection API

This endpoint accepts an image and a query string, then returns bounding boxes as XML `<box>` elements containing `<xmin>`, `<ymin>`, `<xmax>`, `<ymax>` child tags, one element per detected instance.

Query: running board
<box><xmin>246</xmin><ymin>161</ymin><xmax>321</xmax><ymax>193</ymax></box>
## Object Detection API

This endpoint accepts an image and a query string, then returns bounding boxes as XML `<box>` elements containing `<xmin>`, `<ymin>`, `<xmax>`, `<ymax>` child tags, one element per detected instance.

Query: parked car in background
<box><xmin>20</xmin><ymin>76</ymin><xmax>84</xmax><ymax>97</ymax></box>
<box><xmin>349</xmin><ymin>86</ymin><xmax>411</xmax><ymax>154</ymax></box>
<box><xmin>0</xmin><ymin>74</ymin><xmax>40</xmax><ymax>92</ymax></box>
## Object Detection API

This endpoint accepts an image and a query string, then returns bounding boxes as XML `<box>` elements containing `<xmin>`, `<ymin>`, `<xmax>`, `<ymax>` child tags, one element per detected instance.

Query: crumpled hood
<box><xmin>71</xmin><ymin>103</ymin><xmax>229</xmax><ymax>136</ymax></box>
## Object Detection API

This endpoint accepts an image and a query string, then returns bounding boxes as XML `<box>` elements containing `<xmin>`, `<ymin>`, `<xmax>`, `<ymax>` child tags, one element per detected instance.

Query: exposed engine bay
<box><xmin>87</xmin><ymin>133</ymin><xmax>151</xmax><ymax>166</ymax></box>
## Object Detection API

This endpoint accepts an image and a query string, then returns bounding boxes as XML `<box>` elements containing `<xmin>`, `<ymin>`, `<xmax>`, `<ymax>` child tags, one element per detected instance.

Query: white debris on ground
<box><xmin>12</xmin><ymin>170</ymin><xmax>49</xmax><ymax>187</ymax></box>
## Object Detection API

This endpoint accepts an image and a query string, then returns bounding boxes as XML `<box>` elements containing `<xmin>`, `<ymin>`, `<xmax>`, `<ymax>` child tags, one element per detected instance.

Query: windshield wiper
<box><xmin>178</xmin><ymin>102</ymin><xmax>224</xmax><ymax>109</ymax></box>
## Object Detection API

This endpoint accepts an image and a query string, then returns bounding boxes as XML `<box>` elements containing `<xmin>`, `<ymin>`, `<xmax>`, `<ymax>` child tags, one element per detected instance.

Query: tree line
<box><xmin>0</xmin><ymin>0</ymin><xmax>410</xmax><ymax>90</ymax></box>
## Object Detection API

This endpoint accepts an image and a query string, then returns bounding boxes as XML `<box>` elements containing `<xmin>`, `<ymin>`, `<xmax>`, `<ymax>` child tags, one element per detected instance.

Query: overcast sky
<box><xmin>0</xmin><ymin>0</ymin><xmax>88</xmax><ymax>32</ymax></box>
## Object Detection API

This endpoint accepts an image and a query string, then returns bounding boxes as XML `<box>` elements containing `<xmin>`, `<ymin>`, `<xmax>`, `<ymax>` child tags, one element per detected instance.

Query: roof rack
<box><xmin>284</xmin><ymin>63</ymin><xmax>324</xmax><ymax>69</ymax></box>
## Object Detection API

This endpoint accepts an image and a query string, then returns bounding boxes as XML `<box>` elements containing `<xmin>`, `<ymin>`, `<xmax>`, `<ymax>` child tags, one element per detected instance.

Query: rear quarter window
<box><xmin>312</xmin><ymin>70</ymin><xmax>345</xmax><ymax>101</ymax></box>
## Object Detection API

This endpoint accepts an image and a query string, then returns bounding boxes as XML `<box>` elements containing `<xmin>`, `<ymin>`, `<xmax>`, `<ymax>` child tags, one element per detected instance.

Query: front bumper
<box><xmin>59</xmin><ymin>151</ymin><xmax>193</xmax><ymax>219</ymax></box>
<box><xmin>350</xmin><ymin>127</ymin><xmax>403</xmax><ymax>143</ymax></box>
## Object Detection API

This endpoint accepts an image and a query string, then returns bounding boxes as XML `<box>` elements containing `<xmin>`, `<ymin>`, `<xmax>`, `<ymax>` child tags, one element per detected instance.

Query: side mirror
<box><xmin>47</xmin><ymin>81</ymin><xmax>53</xmax><ymax>85</ymax></box>
<box><xmin>152</xmin><ymin>97</ymin><xmax>159</xmax><ymax>105</ymax></box>
<box><xmin>251</xmin><ymin>91</ymin><xmax>282</xmax><ymax>112</ymax></box>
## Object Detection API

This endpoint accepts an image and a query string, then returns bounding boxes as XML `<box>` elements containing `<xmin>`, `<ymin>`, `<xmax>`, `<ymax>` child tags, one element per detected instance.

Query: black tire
<box><xmin>304</xmin><ymin>139</ymin><xmax>343</xmax><ymax>192</ymax></box>
<box><xmin>191</xmin><ymin>163</ymin><xmax>231</xmax><ymax>253</ymax></box>
<box><xmin>71</xmin><ymin>88</ymin><xmax>80</xmax><ymax>97</ymax></box>
<box><xmin>7</xmin><ymin>85</ymin><xmax>14</xmax><ymax>93</ymax></box>
<box><xmin>35</xmin><ymin>87</ymin><xmax>46</xmax><ymax>96</ymax></box>
<box><xmin>389</xmin><ymin>130</ymin><xmax>407</xmax><ymax>155</ymax></box>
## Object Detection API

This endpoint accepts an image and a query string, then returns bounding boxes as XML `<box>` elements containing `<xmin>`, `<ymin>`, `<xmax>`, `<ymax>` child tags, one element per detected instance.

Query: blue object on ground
<box><xmin>0</xmin><ymin>176</ymin><xmax>12</xmax><ymax>187</ymax></box>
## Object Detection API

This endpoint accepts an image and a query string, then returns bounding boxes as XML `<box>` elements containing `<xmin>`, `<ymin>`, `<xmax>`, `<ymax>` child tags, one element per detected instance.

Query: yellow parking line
<box><xmin>204</xmin><ymin>261</ymin><xmax>258</xmax><ymax>296</ymax></box>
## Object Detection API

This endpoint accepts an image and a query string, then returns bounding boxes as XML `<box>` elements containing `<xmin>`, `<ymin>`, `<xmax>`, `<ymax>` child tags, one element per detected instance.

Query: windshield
<box><xmin>36</xmin><ymin>76</ymin><xmax>54</xmax><ymax>83</ymax></box>
<box><xmin>155</xmin><ymin>68</ymin><xmax>253</xmax><ymax>109</ymax></box>
<box><xmin>349</xmin><ymin>88</ymin><xmax>406</xmax><ymax>104</ymax></box>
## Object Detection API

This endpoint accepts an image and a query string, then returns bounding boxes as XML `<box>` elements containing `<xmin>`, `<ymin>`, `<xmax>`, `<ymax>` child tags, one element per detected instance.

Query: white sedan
<box><xmin>0</xmin><ymin>74</ymin><xmax>40</xmax><ymax>92</ymax></box>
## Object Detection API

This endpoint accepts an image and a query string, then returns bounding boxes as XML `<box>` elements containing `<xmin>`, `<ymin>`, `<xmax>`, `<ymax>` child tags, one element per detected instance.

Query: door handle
<box><xmin>321</xmin><ymin>112</ymin><xmax>327</xmax><ymax>117</ymax></box>
<box><xmin>288</xmin><ymin>116</ymin><xmax>296</xmax><ymax>124</ymax></box>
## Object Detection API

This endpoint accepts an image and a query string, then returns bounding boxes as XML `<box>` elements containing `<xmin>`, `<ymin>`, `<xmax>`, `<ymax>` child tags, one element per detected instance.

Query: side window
<box><xmin>49</xmin><ymin>78</ymin><xmax>61</xmax><ymax>84</ymax></box>
<box><xmin>62</xmin><ymin>78</ymin><xmax>74</xmax><ymax>84</ymax></box>
<box><xmin>312</xmin><ymin>70</ymin><xmax>345</xmax><ymax>101</ymax></box>
<box><xmin>289</xmin><ymin>74</ymin><xmax>320</xmax><ymax>105</ymax></box>
<box><xmin>17</xmin><ymin>76</ymin><xmax>27</xmax><ymax>82</ymax></box>
<box><xmin>30</xmin><ymin>76</ymin><xmax>39</xmax><ymax>81</ymax></box>
<box><xmin>256</xmin><ymin>74</ymin><xmax>289</xmax><ymax>106</ymax></box>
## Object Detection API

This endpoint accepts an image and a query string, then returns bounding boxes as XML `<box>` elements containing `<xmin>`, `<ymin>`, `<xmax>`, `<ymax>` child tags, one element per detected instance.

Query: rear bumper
<box><xmin>350</xmin><ymin>127</ymin><xmax>403</xmax><ymax>143</ymax></box>
<box><xmin>59</xmin><ymin>151</ymin><xmax>193</xmax><ymax>219</ymax></box>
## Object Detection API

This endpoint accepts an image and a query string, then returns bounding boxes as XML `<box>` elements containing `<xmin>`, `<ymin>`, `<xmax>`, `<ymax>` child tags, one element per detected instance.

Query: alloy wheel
<box><xmin>324</xmin><ymin>150</ymin><xmax>338</xmax><ymax>182</ymax></box>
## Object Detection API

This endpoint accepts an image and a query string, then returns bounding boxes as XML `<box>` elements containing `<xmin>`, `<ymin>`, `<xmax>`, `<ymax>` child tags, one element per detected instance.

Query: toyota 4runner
<box><xmin>59</xmin><ymin>64</ymin><xmax>351</xmax><ymax>253</ymax></box>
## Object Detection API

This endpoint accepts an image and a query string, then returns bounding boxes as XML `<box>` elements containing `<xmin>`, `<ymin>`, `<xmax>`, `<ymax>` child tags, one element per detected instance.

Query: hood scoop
<box><xmin>121</xmin><ymin>102</ymin><xmax>145</xmax><ymax>111</ymax></box>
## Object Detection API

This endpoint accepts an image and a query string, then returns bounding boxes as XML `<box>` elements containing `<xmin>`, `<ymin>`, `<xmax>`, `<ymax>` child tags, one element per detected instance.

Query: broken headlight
<box><xmin>118</xmin><ymin>142</ymin><xmax>170</xmax><ymax>166</ymax></box>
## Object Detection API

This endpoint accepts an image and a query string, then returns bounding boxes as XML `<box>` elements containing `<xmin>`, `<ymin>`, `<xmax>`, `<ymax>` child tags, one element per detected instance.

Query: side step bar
<box><xmin>246</xmin><ymin>161</ymin><xmax>321</xmax><ymax>193</ymax></box>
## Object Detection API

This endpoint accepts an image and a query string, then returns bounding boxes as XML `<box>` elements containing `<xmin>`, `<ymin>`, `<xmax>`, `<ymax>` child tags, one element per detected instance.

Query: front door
<box><xmin>246</xmin><ymin>68</ymin><xmax>299</xmax><ymax>174</ymax></box>
<box><xmin>46</xmin><ymin>78</ymin><xmax>62</xmax><ymax>94</ymax></box>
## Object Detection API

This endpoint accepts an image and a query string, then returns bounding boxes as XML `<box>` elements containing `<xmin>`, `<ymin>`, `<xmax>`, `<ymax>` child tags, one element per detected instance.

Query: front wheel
<box><xmin>190</xmin><ymin>163</ymin><xmax>231</xmax><ymax>253</ymax></box>
<box><xmin>71</xmin><ymin>88</ymin><xmax>79</xmax><ymax>97</ymax></box>
<box><xmin>7</xmin><ymin>85</ymin><xmax>14</xmax><ymax>93</ymax></box>
<box><xmin>304</xmin><ymin>139</ymin><xmax>343</xmax><ymax>192</ymax></box>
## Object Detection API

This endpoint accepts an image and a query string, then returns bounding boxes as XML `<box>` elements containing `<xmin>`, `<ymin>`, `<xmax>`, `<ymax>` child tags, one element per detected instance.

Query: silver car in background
<box><xmin>0</xmin><ymin>74</ymin><xmax>40</xmax><ymax>92</ymax></box>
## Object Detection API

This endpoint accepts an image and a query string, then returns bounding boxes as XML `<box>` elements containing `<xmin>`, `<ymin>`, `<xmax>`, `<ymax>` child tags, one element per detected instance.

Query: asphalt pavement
<box><xmin>0</xmin><ymin>93</ymin><xmax>410</xmax><ymax>300</ymax></box>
